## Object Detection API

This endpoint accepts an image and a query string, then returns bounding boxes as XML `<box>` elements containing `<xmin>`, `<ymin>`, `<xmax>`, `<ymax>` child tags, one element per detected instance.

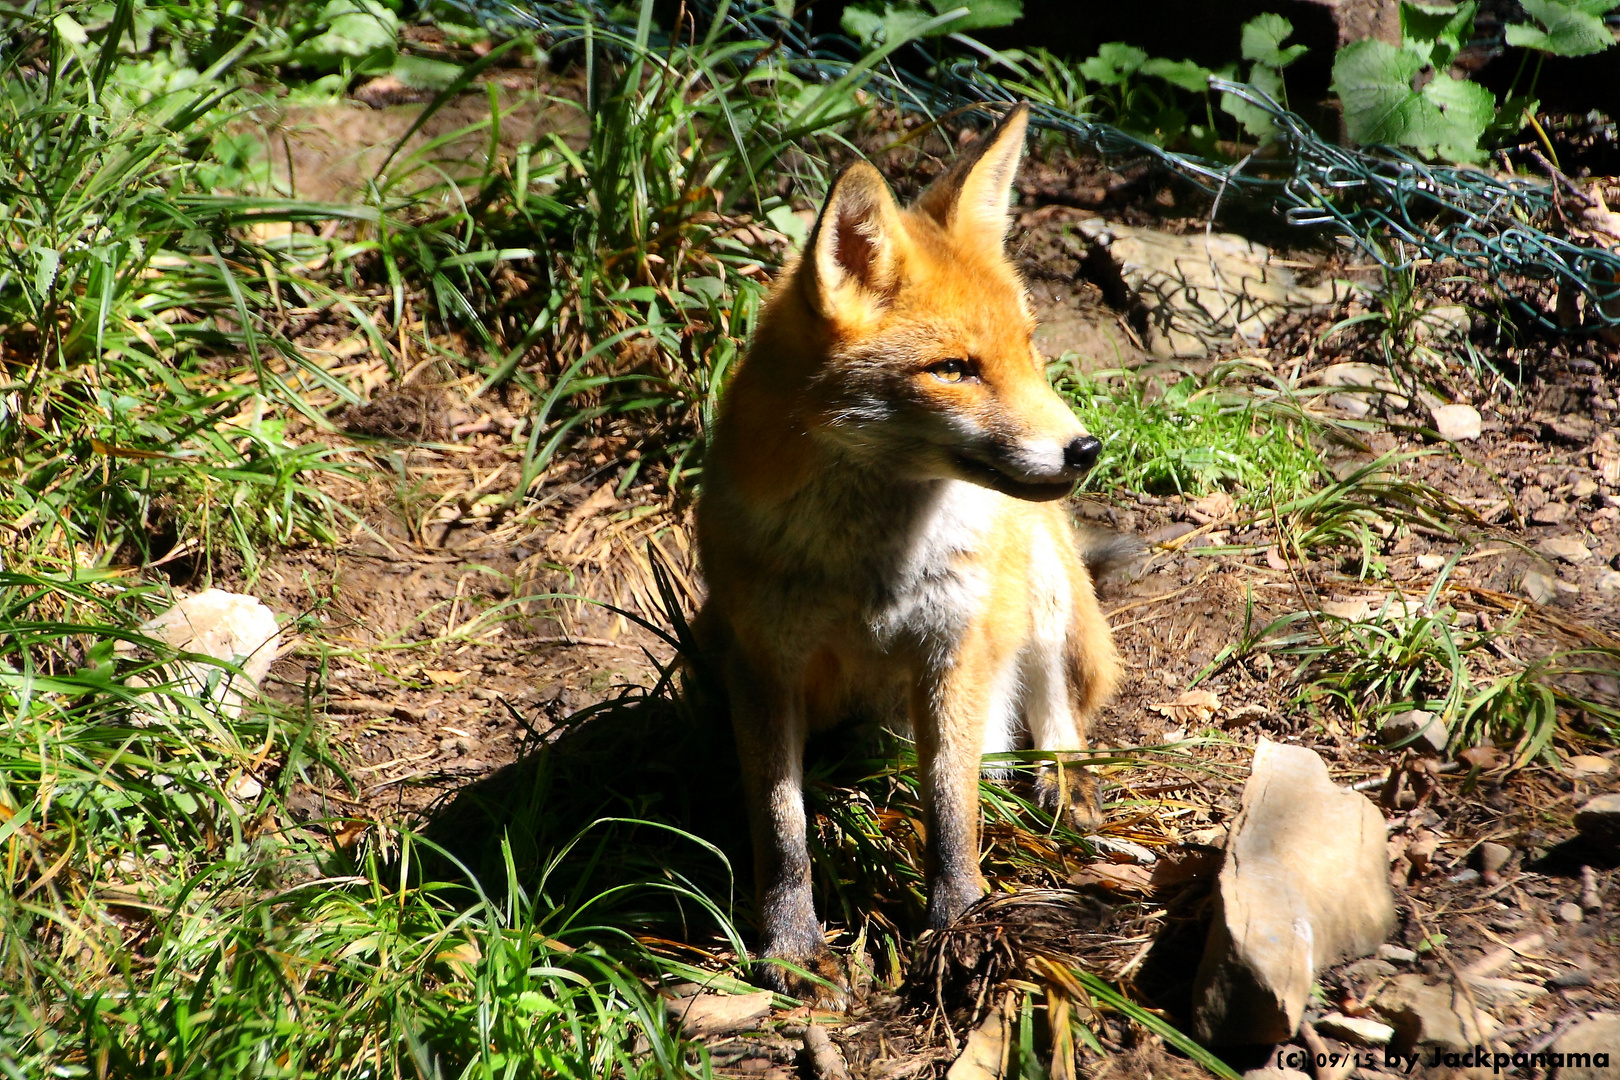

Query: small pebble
<box><xmin>1558</xmin><ymin>902</ymin><xmax>1584</xmax><ymax>924</ymax></box>
<box><xmin>1447</xmin><ymin>868</ymin><xmax>1483</xmax><ymax>886</ymax></box>
<box><xmin>1377</xmin><ymin>944</ymin><xmax>1418</xmax><ymax>963</ymax></box>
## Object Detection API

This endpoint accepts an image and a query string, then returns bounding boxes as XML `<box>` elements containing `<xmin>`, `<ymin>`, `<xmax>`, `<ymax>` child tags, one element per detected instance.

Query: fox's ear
<box><xmin>915</xmin><ymin>103</ymin><xmax>1030</xmax><ymax>247</ymax></box>
<box><xmin>802</xmin><ymin>162</ymin><xmax>905</xmax><ymax>321</ymax></box>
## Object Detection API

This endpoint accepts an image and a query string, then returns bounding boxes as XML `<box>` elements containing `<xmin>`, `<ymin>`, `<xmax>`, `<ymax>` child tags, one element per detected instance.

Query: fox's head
<box><xmin>780</xmin><ymin>104</ymin><xmax>1100</xmax><ymax>501</ymax></box>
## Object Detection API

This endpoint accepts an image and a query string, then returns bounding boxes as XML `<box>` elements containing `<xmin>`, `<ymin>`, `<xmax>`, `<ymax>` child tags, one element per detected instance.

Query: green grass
<box><xmin>1052</xmin><ymin>356</ymin><xmax>1327</xmax><ymax>502</ymax></box>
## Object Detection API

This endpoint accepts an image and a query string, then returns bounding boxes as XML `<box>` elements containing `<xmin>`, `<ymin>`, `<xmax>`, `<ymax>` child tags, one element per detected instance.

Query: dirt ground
<box><xmin>216</xmin><ymin>88</ymin><xmax>1620</xmax><ymax>1079</ymax></box>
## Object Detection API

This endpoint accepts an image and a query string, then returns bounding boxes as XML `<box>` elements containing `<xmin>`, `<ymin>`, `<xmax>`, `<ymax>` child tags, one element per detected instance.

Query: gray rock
<box><xmin>1371</xmin><ymin>975</ymin><xmax>1497</xmax><ymax>1053</ymax></box>
<box><xmin>1597</xmin><ymin>570</ymin><xmax>1620</xmax><ymax>594</ymax></box>
<box><xmin>1576</xmin><ymin>794</ymin><xmax>1620</xmax><ymax>847</ymax></box>
<box><xmin>122</xmin><ymin>589</ymin><xmax>283</xmax><ymax>723</ymax></box>
<box><xmin>1316</xmin><ymin>1013</ymin><xmax>1395</xmax><ymax>1046</ymax></box>
<box><xmin>1559</xmin><ymin>902</ymin><xmax>1585</xmax><ymax>924</ymax></box>
<box><xmin>1345</xmin><ymin>957</ymin><xmax>1399</xmax><ymax>981</ymax></box>
<box><xmin>1430</xmin><ymin>403</ymin><xmax>1482</xmax><ymax>442</ymax></box>
<box><xmin>1521</xmin><ymin>569</ymin><xmax>1558</xmax><ymax>604</ymax></box>
<box><xmin>1380</xmin><ymin>709</ymin><xmax>1448</xmax><ymax>755</ymax></box>
<box><xmin>1074</xmin><ymin>219</ymin><xmax>1338</xmax><ymax>358</ymax></box>
<box><xmin>1377</xmin><ymin>944</ymin><xmax>1418</xmax><ymax>963</ymax></box>
<box><xmin>1538</xmin><ymin>536</ymin><xmax>1593</xmax><ymax>564</ymax></box>
<box><xmin>1532</xmin><ymin>502</ymin><xmax>1571</xmax><ymax>525</ymax></box>
<box><xmin>1555</xmin><ymin>1014</ymin><xmax>1620</xmax><ymax>1080</ymax></box>
<box><xmin>1192</xmin><ymin>739</ymin><xmax>1397</xmax><ymax>1045</ymax></box>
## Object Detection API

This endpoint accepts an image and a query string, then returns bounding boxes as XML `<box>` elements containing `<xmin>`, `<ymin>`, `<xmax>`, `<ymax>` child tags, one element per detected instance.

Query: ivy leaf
<box><xmin>1421</xmin><ymin>72</ymin><xmax>1496</xmax><ymax>162</ymax></box>
<box><xmin>1331</xmin><ymin>38</ymin><xmax>1496</xmax><ymax>162</ymax></box>
<box><xmin>1241</xmin><ymin>13</ymin><xmax>1308</xmax><ymax>69</ymax></box>
<box><xmin>1400</xmin><ymin>0</ymin><xmax>1477</xmax><ymax>69</ymax></box>
<box><xmin>840</xmin><ymin>3</ymin><xmax>934</xmax><ymax>46</ymax></box>
<box><xmin>1505</xmin><ymin>0</ymin><xmax>1619</xmax><ymax>57</ymax></box>
<box><xmin>925</xmin><ymin>0</ymin><xmax>1023</xmax><ymax>32</ymax></box>
<box><xmin>1140</xmin><ymin>57</ymin><xmax>1214</xmax><ymax>93</ymax></box>
<box><xmin>290</xmin><ymin>0</ymin><xmax>398</xmax><ymax>69</ymax></box>
<box><xmin>1221</xmin><ymin>64</ymin><xmax>1286</xmax><ymax>138</ymax></box>
<box><xmin>1079</xmin><ymin>42</ymin><xmax>1147</xmax><ymax>86</ymax></box>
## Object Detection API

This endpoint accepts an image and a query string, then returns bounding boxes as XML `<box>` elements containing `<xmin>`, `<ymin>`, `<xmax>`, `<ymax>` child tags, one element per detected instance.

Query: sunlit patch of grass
<box><xmin>1052</xmin><ymin>356</ymin><xmax>1327</xmax><ymax>502</ymax></box>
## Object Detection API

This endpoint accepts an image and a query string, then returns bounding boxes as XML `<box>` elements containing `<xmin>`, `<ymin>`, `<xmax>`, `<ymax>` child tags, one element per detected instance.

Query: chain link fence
<box><xmin>456</xmin><ymin>0</ymin><xmax>1620</xmax><ymax>331</ymax></box>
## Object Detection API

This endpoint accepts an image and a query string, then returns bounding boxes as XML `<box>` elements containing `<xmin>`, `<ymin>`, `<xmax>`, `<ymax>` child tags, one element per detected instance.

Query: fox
<box><xmin>692</xmin><ymin>104</ymin><xmax>1121</xmax><ymax>1009</ymax></box>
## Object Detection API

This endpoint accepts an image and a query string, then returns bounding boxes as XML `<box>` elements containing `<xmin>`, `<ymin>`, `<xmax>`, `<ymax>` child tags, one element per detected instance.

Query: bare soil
<box><xmin>221</xmin><ymin>87</ymin><xmax>1620</xmax><ymax>1079</ymax></box>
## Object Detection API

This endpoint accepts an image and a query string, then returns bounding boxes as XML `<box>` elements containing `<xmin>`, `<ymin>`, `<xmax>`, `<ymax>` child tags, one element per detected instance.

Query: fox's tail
<box><xmin>1078</xmin><ymin>528</ymin><xmax>1143</xmax><ymax>581</ymax></box>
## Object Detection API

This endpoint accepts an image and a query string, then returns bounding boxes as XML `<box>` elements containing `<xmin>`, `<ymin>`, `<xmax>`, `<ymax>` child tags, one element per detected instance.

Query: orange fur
<box><xmin>694</xmin><ymin>105</ymin><xmax>1120</xmax><ymax>1009</ymax></box>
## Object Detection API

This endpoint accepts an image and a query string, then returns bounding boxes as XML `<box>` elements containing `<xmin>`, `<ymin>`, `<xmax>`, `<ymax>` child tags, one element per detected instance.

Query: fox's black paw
<box><xmin>1034</xmin><ymin>762</ymin><xmax>1103</xmax><ymax>833</ymax></box>
<box><xmin>756</xmin><ymin>947</ymin><xmax>850</xmax><ymax>1012</ymax></box>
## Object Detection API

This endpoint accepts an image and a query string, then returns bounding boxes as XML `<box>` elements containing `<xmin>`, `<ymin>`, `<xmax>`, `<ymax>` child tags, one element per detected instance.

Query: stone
<box><xmin>1074</xmin><ymin>218</ymin><xmax>1339</xmax><ymax>358</ymax></box>
<box><xmin>1478</xmin><ymin>842</ymin><xmax>1512</xmax><ymax>876</ymax></box>
<box><xmin>1574</xmin><ymin>477</ymin><xmax>1601</xmax><ymax>498</ymax></box>
<box><xmin>123</xmin><ymin>589</ymin><xmax>283</xmax><ymax>722</ymax></box>
<box><xmin>1191</xmin><ymin>739</ymin><xmax>1397</xmax><ymax>1045</ymax></box>
<box><xmin>1538</xmin><ymin>536</ymin><xmax>1593</xmax><ymax>563</ymax></box>
<box><xmin>1575</xmin><ymin>794</ymin><xmax>1620</xmax><ymax>846</ymax></box>
<box><xmin>1569</xmin><ymin>755</ymin><xmax>1614</xmax><ymax>778</ymax></box>
<box><xmin>1312</xmin><ymin>362</ymin><xmax>1411</xmax><ymax>413</ymax></box>
<box><xmin>1413</xmin><ymin>304</ymin><xmax>1472</xmax><ymax>341</ymax></box>
<box><xmin>1430</xmin><ymin>403</ymin><xmax>1482</xmax><ymax>442</ymax></box>
<box><xmin>664</xmin><ymin>991</ymin><xmax>773</xmax><ymax>1038</ymax></box>
<box><xmin>1559</xmin><ymin>902</ymin><xmax>1585</xmax><ymax>924</ymax></box>
<box><xmin>1557</xmin><ymin>1014</ymin><xmax>1620</xmax><ymax>1080</ymax></box>
<box><xmin>1531</xmin><ymin>502</ymin><xmax>1571</xmax><ymax>525</ymax></box>
<box><xmin>1521</xmin><ymin>569</ymin><xmax>1558</xmax><ymax>604</ymax></box>
<box><xmin>1371</xmin><ymin>975</ymin><xmax>1498</xmax><ymax>1053</ymax></box>
<box><xmin>1380</xmin><ymin>709</ymin><xmax>1448</xmax><ymax>755</ymax></box>
<box><xmin>946</xmin><ymin>1008</ymin><xmax>1005</xmax><ymax>1080</ymax></box>
<box><xmin>1415</xmin><ymin>553</ymin><xmax>1447</xmax><ymax>571</ymax></box>
<box><xmin>1316</xmin><ymin>1013</ymin><xmax>1395</xmax><ymax>1046</ymax></box>
<box><xmin>1377</xmin><ymin>944</ymin><xmax>1418</xmax><ymax>963</ymax></box>
<box><xmin>1597</xmin><ymin>570</ymin><xmax>1620</xmax><ymax>594</ymax></box>
<box><xmin>1345</xmin><ymin>957</ymin><xmax>1399</xmax><ymax>981</ymax></box>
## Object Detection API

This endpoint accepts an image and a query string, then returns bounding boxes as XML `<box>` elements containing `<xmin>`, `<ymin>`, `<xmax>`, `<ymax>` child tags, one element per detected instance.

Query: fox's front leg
<box><xmin>911</xmin><ymin>649</ymin><xmax>997</xmax><ymax>930</ymax></box>
<box><xmin>726</xmin><ymin>651</ymin><xmax>850</xmax><ymax>1010</ymax></box>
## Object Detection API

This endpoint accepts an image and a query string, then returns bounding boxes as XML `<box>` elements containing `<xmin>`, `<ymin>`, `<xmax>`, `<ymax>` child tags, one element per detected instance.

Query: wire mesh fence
<box><xmin>454</xmin><ymin>0</ymin><xmax>1620</xmax><ymax>331</ymax></box>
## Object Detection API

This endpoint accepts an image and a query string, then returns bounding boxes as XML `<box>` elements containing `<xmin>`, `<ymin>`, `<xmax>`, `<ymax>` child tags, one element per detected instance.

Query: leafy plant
<box><xmin>840</xmin><ymin>0</ymin><xmax>1023</xmax><ymax>46</ymax></box>
<box><xmin>1332</xmin><ymin>0</ymin><xmax>1616</xmax><ymax>164</ymax></box>
<box><xmin>1220</xmin><ymin>13</ymin><xmax>1309</xmax><ymax>140</ymax></box>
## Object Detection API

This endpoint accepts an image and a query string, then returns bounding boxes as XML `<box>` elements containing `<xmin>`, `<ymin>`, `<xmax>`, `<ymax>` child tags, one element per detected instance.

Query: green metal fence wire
<box><xmin>455</xmin><ymin>0</ymin><xmax>1620</xmax><ymax>331</ymax></box>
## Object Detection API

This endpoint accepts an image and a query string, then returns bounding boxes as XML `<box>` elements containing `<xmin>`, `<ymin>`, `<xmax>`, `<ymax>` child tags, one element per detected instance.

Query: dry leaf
<box><xmin>1187</xmin><ymin>491</ymin><xmax>1235</xmax><ymax>524</ymax></box>
<box><xmin>1068</xmin><ymin>862</ymin><xmax>1154</xmax><ymax>894</ymax></box>
<box><xmin>1147</xmin><ymin>688</ymin><xmax>1221</xmax><ymax>723</ymax></box>
<box><xmin>423</xmin><ymin>669</ymin><xmax>470</xmax><ymax>686</ymax></box>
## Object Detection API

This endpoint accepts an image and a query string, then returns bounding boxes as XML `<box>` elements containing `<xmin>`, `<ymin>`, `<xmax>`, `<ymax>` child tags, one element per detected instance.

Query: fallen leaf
<box><xmin>1069</xmin><ymin>862</ymin><xmax>1154</xmax><ymax>893</ymax></box>
<box><xmin>1187</xmin><ymin>491</ymin><xmax>1235</xmax><ymax>524</ymax></box>
<box><xmin>1147</xmin><ymin>688</ymin><xmax>1221</xmax><ymax>723</ymax></box>
<box><xmin>423</xmin><ymin>669</ymin><xmax>470</xmax><ymax>686</ymax></box>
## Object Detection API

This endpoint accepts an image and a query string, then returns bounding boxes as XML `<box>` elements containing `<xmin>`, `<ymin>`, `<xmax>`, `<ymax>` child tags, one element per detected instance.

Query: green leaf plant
<box><xmin>1332</xmin><ymin>0</ymin><xmax>1616</xmax><ymax>164</ymax></box>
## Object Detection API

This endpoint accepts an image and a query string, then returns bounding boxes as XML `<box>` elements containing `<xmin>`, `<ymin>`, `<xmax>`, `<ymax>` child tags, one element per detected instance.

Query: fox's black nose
<box><xmin>1064</xmin><ymin>435</ymin><xmax>1102</xmax><ymax>473</ymax></box>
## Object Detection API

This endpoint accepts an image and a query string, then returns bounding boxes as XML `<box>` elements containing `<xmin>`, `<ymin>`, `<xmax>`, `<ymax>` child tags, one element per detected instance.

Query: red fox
<box><xmin>693</xmin><ymin>105</ymin><xmax>1121</xmax><ymax>1008</ymax></box>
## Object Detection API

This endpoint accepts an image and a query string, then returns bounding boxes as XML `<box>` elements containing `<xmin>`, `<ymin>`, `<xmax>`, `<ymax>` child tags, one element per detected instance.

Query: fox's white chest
<box><xmin>867</xmin><ymin>480</ymin><xmax>998</xmax><ymax>651</ymax></box>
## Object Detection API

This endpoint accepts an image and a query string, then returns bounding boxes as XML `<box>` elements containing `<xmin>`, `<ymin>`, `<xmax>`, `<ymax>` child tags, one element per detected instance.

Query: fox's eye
<box><xmin>927</xmin><ymin>358</ymin><xmax>977</xmax><ymax>384</ymax></box>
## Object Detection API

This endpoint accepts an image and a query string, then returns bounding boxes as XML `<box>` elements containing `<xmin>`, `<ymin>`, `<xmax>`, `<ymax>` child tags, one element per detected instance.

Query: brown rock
<box><xmin>664</xmin><ymin>991</ymin><xmax>773</xmax><ymax>1038</ymax></box>
<box><xmin>1191</xmin><ymin>740</ymin><xmax>1397</xmax><ymax>1045</ymax></box>
<box><xmin>1371</xmin><ymin>975</ymin><xmax>1497</xmax><ymax>1052</ymax></box>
